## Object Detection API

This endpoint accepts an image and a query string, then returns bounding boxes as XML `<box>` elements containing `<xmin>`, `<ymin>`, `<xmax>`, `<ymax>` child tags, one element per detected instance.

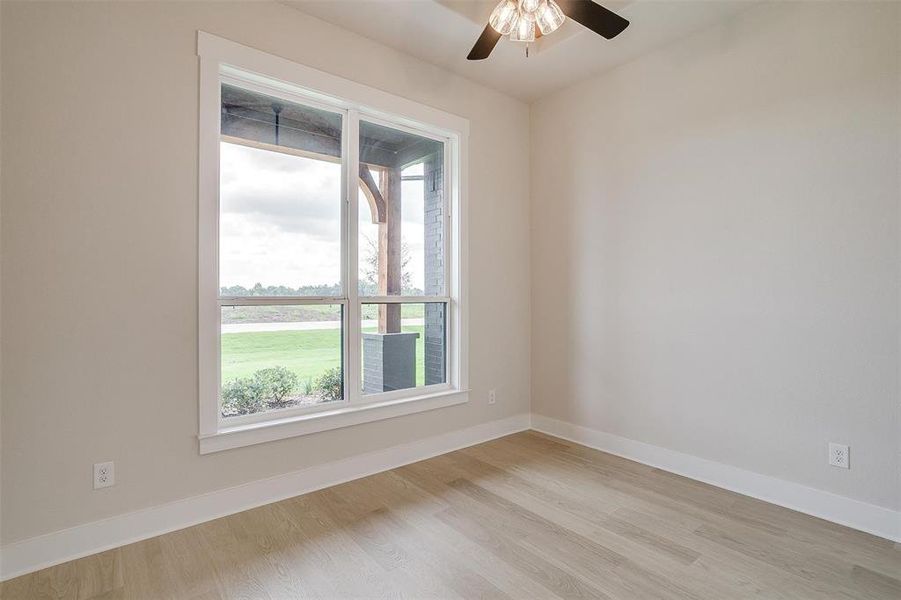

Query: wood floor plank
<box><xmin>295</xmin><ymin>493</ymin><xmax>406</xmax><ymax>600</ymax></box>
<box><xmin>435</xmin><ymin>506</ymin><xmax>611</xmax><ymax>600</ymax></box>
<box><xmin>442</xmin><ymin>451</ymin><xmax>719</xmax><ymax>597</ymax></box>
<box><xmin>316</xmin><ymin>487</ymin><xmax>463</xmax><ymax>599</ymax></box>
<box><xmin>3</xmin><ymin>432</ymin><xmax>899</xmax><ymax>599</ymax></box>
<box><xmin>692</xmin><ymin>522</ymin><xmax>882</xmax><ymax>599</ymax></box>
<box><xmin>117</xmin><ymin>539</ymin><xmax>170</xmax><ymax>600</ymax></box>
<box><xmin>401</xmin><ymin>464</ymin><xmax>708</xmax><ymax>600</ymax></box>
<box><xmin>850</xmin><ymin>565</ymin><xmax>901</xmax><ymax>598</ymax></box>
<box><xmin>362</xmin><ymin>471</ymin><xmax>563</xmax><ymax>599</ymax></box>
<box><xmin>439</xmin><ymin>448</ymin><xmax>706</xmax><ymax>572</ymax></box>
<box><xmin>359</xmin><ymin>506</ymin><xmax>511</xmax><ymax>600</ymax></box>
<box><xmin>615</xmin><ymin>505</ymin><xmax>865</xmax><ymax>600</ymax></box>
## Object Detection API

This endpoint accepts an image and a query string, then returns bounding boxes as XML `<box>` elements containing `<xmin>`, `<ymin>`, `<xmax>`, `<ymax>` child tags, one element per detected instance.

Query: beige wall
<box><xmin>531</xmin><ymin>1</ymin><xmax>900</xmax><ymax>510</ymax></box>
<box><xmin>0</xmin><ymin>0</ymin><xmax>4</xmax><ymax>549</ymax></box>
<box><xmin>0</xmin><ymin>1</ymin><xmax>530</xmax><ymax>543</ymax></box>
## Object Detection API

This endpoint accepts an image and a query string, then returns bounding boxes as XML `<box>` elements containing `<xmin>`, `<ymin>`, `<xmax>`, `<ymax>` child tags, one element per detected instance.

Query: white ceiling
<box><xmin>283</xmin><ymin>0</ymin><xmax>755</xmax><ymax>102</ymax></box>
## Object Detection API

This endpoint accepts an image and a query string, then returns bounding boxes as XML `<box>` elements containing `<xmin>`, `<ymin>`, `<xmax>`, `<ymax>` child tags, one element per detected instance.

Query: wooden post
<box><xmin>378</xmin><ymin>167</ymin><xmax>402</xmax><ymax>332</ymax></box>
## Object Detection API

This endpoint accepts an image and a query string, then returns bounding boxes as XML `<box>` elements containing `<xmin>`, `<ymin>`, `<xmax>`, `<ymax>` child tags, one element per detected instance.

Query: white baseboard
<box><xmin>0</xmin><ymin>413</ymin><xmax>531</xmax><ymax>581</ymax></box>
<box><xmin>531</xmin><ymin>414</ymin><xmax>901</xmax><ymax>544</ymax></box>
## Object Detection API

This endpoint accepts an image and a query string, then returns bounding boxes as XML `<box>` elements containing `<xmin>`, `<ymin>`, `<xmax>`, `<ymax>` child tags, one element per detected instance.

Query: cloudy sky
<box><xmin>219</xmin><ymin>141</ymin><xmax>425</xmax><ymax>291</ymax></box>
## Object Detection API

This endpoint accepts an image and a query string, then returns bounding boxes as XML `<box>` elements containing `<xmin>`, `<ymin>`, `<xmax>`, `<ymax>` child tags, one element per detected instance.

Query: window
<box><xmin>198</xmin><ymin>33</ymin><xmax>468</xmax><ymax>453</ymax></box>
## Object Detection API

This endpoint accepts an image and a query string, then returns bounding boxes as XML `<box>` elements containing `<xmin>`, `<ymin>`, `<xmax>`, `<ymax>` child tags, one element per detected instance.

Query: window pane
<box><xmin>361</xmin><ymin>303</ymin><xmax>446</xmax><ymax>394</ymax></box>
<box><xmin>220</xmin><ymin>83</ymin><xmax>343</xmax><ymax>296</ymax></box>
<box><xmin>358</xmin><ymin>120</ymin><xmax>445</xmax><ymax>296</ymax></box>
<box><xmin>220</xmin><ymin>305</ymin><xmax>344</xmax><ymax>418</ymax></box>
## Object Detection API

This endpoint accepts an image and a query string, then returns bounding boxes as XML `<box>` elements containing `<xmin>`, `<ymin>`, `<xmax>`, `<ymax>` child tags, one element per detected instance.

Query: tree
<box><xmin>361</xmin><ymin>235</ymin><xmax>418</xmax><ymax>294</ymax></box>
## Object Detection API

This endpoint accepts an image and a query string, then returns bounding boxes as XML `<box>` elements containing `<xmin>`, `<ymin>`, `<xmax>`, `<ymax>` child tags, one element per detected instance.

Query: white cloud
<box><xmin>220</xmin><ymin>142</ymin><xmax>341</xmax><ymax>288</ymax></box>
<box><xmin>220</xmin><ymin>141</ymin><xmax>428</xmax><ymax>291</ymax></box>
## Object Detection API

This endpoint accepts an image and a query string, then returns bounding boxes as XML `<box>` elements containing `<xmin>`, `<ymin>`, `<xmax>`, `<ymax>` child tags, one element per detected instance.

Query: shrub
<box><xmin>313</xmin><ymin>367</ymin><xmax>343</xmax><ymax>403</ymax></box>
<box><xmin>301</xmin><ymin>376</ymin><xmax>314</xmax><ymax>396</ymax></box>
<box><xmin>254</xmin><ymin>366</ymin><xmax>298</xmax><ymax>406</ymax></box>
<box><xmin>221</xmin><ymin>376</ymin><xmax>267</xmax><ymax>415</ymax></box>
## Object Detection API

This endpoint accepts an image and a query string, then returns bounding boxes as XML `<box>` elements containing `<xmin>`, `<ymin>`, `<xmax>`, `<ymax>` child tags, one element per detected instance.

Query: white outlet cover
<box><xmin>94</xmin><ymin>461</ymin><xmax>115</xmax><ymax>489</ymax></box>
<box><xmin>828</xmin><ymin>443</ymin><xmax>850</xmax><ymax>469</ymax></box>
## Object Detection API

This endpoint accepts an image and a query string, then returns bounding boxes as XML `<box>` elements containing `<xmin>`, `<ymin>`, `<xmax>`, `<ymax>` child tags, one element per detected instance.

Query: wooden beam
<box><xmin>394</xmin><ymin>139</ymin><xmax>443</xmax><ymax>170</ymax></box>
<box><xmin>222</xmin><ymin>108</ymin><xmax>400</xmax><ymax>168</ymax></box>
<box><xmin>221</xmin><ymin>110</ymin><xmax>342</xmax><ymax>160</ymax></box>
<box><xmin>358</xmin><ymin>166</ymin><xmax>386</xmax><ymax>224</ymax></box>
<box><xmin>221</xmin><ymin>135</ymin><xmax>341</xmax><ymax>164</ymax></box>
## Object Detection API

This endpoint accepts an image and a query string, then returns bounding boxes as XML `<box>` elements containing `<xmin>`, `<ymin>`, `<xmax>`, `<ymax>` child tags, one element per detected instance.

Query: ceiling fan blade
<box><xmin>557</xmin><ymin>0</ymin><xmax>629</xmax><ymax>39</ymax></box>
<box><xmin>467</xmin><ymin>24</ymin><xmax>503</xmax><ymax>60</ymax></box>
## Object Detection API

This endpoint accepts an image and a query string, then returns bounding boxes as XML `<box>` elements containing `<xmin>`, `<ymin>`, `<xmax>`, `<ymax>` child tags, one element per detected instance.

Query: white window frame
<box><xmin>197</xmin><ymin>32</ymin><xmax>469</xmax><ymax>454</ymax></box>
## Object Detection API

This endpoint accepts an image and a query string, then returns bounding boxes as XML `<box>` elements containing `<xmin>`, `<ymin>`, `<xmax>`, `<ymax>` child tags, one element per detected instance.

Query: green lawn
<box><xmin>221</xmin><ymin>326</ymin><xmax>426</xmax><ymax>388</ymax></box>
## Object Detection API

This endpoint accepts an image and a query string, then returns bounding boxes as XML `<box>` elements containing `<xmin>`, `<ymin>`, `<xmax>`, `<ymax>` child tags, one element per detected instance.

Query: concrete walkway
<box><xmin>222</xmin><ymin>317</ymin><xmax>424</xmax><ymax>334</ymax></box>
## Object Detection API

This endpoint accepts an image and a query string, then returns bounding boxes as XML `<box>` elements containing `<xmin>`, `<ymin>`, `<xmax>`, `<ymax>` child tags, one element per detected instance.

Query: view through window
<box><xmin>217</xmin><ymin>81</ymin><xmax>450</xmax><ymax>420</ymax></box>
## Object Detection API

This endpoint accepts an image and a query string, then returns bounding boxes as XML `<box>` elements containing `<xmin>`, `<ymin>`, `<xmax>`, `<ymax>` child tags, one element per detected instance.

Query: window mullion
<box><xmin>358</xmin><ymin>296</ymin><xmax>450</xmax><ymax>304</ymax></box>
<box><xmin>345</xmin><ymin>110</ymin><xmax>362</xmax><ymax>405</ymax></box>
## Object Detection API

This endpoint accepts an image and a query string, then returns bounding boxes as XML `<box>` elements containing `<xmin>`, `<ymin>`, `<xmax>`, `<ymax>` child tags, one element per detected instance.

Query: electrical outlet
<box><xmin>93</xmin><ymin>461</ymin><xmax>115</xmax><ymax>489</ymax></box>
<box><xmin>488</xmin><ymin>389</ymin><xmax>496</xmax><ymax>405</ymax></box>
<box><xmin>828</xmin><ymin>443</ymin><xmax>849</xmax><ymax>469</ymax></box>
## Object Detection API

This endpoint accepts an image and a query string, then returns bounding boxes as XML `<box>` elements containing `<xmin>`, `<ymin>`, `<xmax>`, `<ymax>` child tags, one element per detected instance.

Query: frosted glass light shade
<box><xmin>535</xmin><ymin>0</ymin><xmax>565</xmax><ymax>35</ymax></box>
<box><xmin>519</xmin><ymin>7</ymin><xmax>536</xmax><ymax>23</ymax></box>
<box><xmin>489</xmin><ymin>0</ymin><xmax>519</xmax><ymax>35</ymax></box>
<box><xmin>520</xmin><ymin>0</ymin><xmax>541</xmax><ymax>14</ymax></box>
<box><xmin>510</xmin><ymin>16</ymin><xmax>536</xmax><ymax>42</ymax></box>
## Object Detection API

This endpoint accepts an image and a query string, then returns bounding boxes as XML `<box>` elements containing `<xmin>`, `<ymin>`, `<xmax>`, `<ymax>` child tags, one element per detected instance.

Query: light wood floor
<box><xmin>3</xmin><ymin>431</ymin><xmax>899</xmax><ymax>599</ymax></box>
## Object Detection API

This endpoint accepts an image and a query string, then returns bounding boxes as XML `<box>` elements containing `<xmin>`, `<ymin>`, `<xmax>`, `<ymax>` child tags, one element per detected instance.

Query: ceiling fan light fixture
<box><xmin>489</xmin><ymin>0</ymin><xmax>519</xmax><ymax>35</ymax></box>
<box><xmin>466</xmin><ymin>0</ymin><xmax>629</xmax><ymax>61</ymax></box>
<box><xmin>509</xmin><ymin>15</ymin><xmax>536</xmax><ymax>42</ymax></box>
<box><xmin>535</xmin><ymin>0</ymin><xmax>566</xmax><ymax>35</ymax></box>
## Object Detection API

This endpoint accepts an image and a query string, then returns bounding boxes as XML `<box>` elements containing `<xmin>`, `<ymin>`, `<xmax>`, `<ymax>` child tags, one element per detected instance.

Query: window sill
<box><xmin>199</xmin><ymin>388</ymin><xmax>469</xmax><ymax>454</ymax></box>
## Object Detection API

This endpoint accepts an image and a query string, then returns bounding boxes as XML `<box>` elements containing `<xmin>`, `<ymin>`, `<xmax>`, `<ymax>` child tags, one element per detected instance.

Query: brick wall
<box><xmin>423</xmin><ymin>152</ymin><xmax>446</xmax><ymax>386</ymax></box>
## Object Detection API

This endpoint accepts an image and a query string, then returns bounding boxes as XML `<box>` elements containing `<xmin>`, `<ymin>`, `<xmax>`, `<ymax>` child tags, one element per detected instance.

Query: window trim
<box><xmin>197</xmin><ymin>32</ymin><xmax>469</xmax><ymax>454</ymax></box>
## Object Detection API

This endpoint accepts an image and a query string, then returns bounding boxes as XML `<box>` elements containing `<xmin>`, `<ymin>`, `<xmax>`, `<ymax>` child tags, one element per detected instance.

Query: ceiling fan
<box><xmin>467</xmin><ymin>0</ymin><xmax>629</xmax><ymax>60</ymax></box>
